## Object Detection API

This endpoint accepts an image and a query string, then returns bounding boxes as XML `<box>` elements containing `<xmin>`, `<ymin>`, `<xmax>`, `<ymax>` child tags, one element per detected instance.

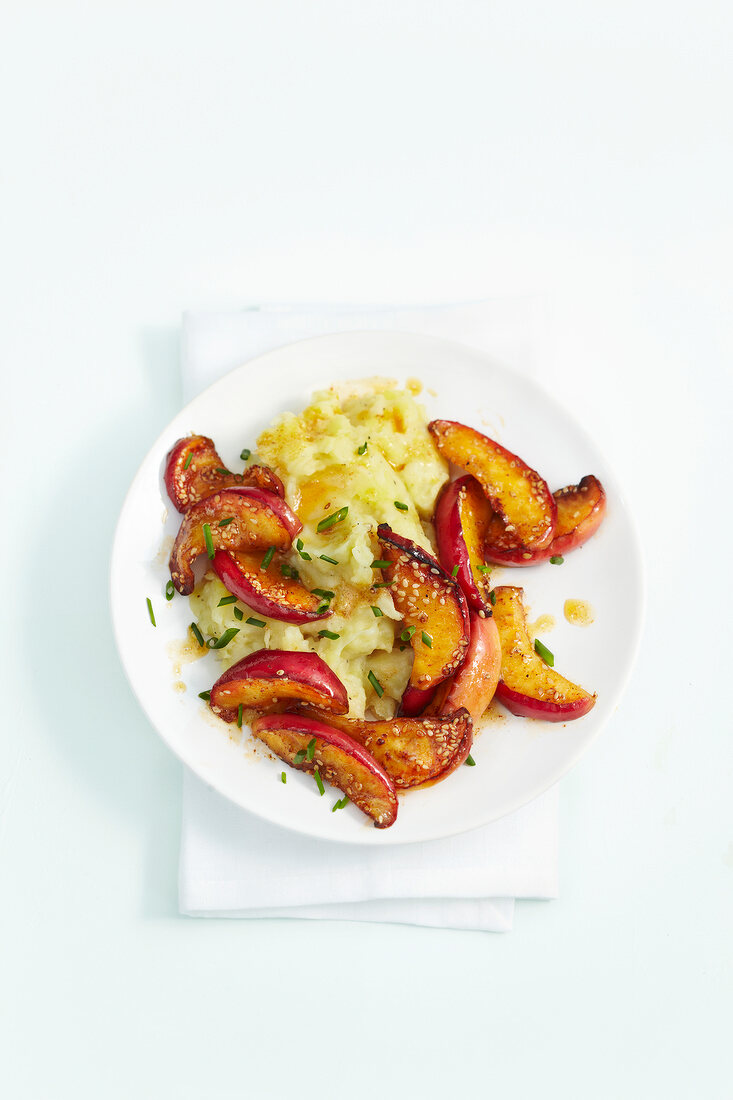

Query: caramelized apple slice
<box><xmin>209</xmin><ymin>649</ymin><xmax>348</xmax><ymax>721</ymax></box>
<box><xmin>169</xmin><ymin>489</ymin><xmax>294</xmax><ymax>595</ymax></box>
<box><xmin>165</xmin><ymin>434</ymin><xmax>284</xmax><ymax>512</ymax></box>
<box><xmin>428</xmin><ymin>420</ymin><xmax>556</xmax><ymax>550</ymax></box>
<box><xmin>492</xmin><ymin>586</ymin><xmax>596</xmax><ymax>721</ymax></box>
<box><xmin>213</xmin><ymin>550</ymin><xmax>332</xmax><ymax>624</ymax></box>
<box><xmin>252</xmin><ymin>713</ymin><xmax>398</xmax><ymax>828</ymax></box>
<box><xmin>429</xmin><ymin>612</ymin><xmax>502</xmax><ymax>721</ymax></box>
<box><xmin>299</xmin><ymin>708</ymin><xmax>473</xmax><ymax>789</ymax></box>
<box><xmin>484</xmin><ymin>476</ymin><xmax>607</xmax><ymax>566</ymax></box>
<box><xmin>222</xmin><ymin>486</ymin><xmax>303</xmax><ymax>540</ymax></box>
<box><xmin>376</xmin><ymin>525</ymin><xmax>470</xmax><ymax>703</ymax></box>
<box><xmin>434</xmin><ymin>475</ymin><xmax>494</xmax><ymax>613</ymax></box>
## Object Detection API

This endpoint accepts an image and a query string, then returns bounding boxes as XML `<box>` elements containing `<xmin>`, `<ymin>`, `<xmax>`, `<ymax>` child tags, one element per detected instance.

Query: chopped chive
<box><xmin>260</xmin><ymin>546</ymin><xmax>275</xmax><ymax>571</ymax></box>
<box><xmin>401</xmin><ymin>626</ymin><xmax>416</xmax><ymax>642</ymax></box>
<box><xmin>534</xmin><ymin>638</ymin><xmax>554</xmax><ymax>666</ymax></box>
<box><xmin>215</xmin><ymin>467</ymin><xmax>231</xmax><ymax>476</ymax></box>
<box><xmin>293</xmin><ymin>749</ymin><xmax>306</xmax><ymax>765</ymax></box>
<box><xmin>465</xmin><ymin>754</ymin><xmax>476</xmax><ymax>767</ymax></box>
<box><xmin>202</xmin><ymin>522</ymin><xmax>215</xmax><ymax>560</ymax></box>
<box><xmin>372</xmin><ymin>581</ymin><xmax>393</xmax><ymax>588</ymax></box>
<box><xmin>217</xmin><ymin>516</ymin><xmax>235</xmax><ymax>527</ymax></box>
<box><xmin>281</xmin><ymin>771</ymin><xmax>287</xmax><ymax>784</ymax></box>
<box><xmin>246</xmin><ymin>616</ymin><xmax>266</xmax><ymax>628</ymax></box>
<box><xmin>368</xmin><ymin>670</ymin><xmax>384</xmax><ymax>697</ymax></box>
<box><xmin>316</xmin><ymin>603</ymin><xmax>330</xmax><ymax>615</ymax></box>
<box><xmin>489</xmin><ymin>590</ymin><xmax>496</xmax><ymax>605</ymax></box>
<box><xmin>146</xmin><ymin>598</ymin><xmax>156</xmax><ymax>626</ymax></box>
<box><xmin>357</xmin><ymin>441</ymin><xmax>368</xmax><ymax>455</ymax></box>
<box><xmin>311</xmin><ymin>588</ymin><xmax>335</xmax><ymax>600</ymax></box>
<box><xmin>394</xmin><ymin>501</ymin><xmax>408</xmax><ymax>511</ymax></box>
<box><xmin>478</xmin><ymin>564</ymin><xmax>492</xmax><ymax>573</ymax></box>
<box><xmin>370</xmin><ymin>559</ymin><xmax>391</xmax><ymax>569</ymax></box>
<box><xmin>165</xmin><ymin>580</ymin><xmax>175</xmax><ymax>601</ymax></box>
<box><xmin>237</xmin><ymin>703</ymin><xmax>243</xmax><ymax>728</ymax></box>
<box><xmin>198</xmin><ymin>691</ymin><xmax>211</xmax><ymax>701</ymax></box>
<box><xmin>296</xmin><ymin>538</ymin><xmax>304</xmax><ymax>550</ymax></box>
<box><xmin>371</xmin><ymin>606</ymin><xmax>384</xmax><ymax>617</ymax></box>
<box><xmin>218</xmin><ymin>595</ymin><xmax>237</xmax><ymax>606</ymax></box>
<box><xmin>190</xmin><ymin>622</ymin><xmax>205</xmax><ymax>647</ymax></box>
<box><xmin>233</xmin><ymin>606</ymin><xmax>244</xmax><ymax>620</ymax></box>
<box><xmin>183</xmin><ymin>451</ymin><xmax>193</xmax><ymax>470</ymax></box>
<box><xmin>421</xmin><ymin>631</ymin><xmax>433</xmax><ymax>648</ymax></box>
<box><xmin>240</xmin><ymin>448</ymin><xmax>251</xmax><ymax>461</ymax></box>
<box><xmin>306</xmin><ymin>737</ymin><xmax>316</xmax><ymax>762</ymax></box>
<box><xmin>399</xmin><ymin>644</ymin><xmax>406</xmax><ymax>651</ymax></box>
<box><xmin>210</xmin><ymin>627</ymin><xmax>240</xmax><ymax>649</ymax></box>
<box><xmin>316</xmin><ymin>506</ymin><xmax>349</xmax><ymax>532</ymax></box>
<box><xmin>550</xmin><ymin>555</ymin><xmax>565</xmax><ymax>565</ymax></box>
<box><xmin>314</xmin><ymin>767</ymin><xmax>325</xmax><ymax>796</ymax></box>
<box><xmin>451</xmin><ymin>564</ymin><xmax>459</xmax><ymax>578</ymax></box>
<box><xmin>318</xmin><ymin>629</ymin><xmax>340</xmax><ymax>640</ymax></box>
<box><xmin>319</xmin><ymin>554</ymin><xmax>338</xmax><ymax>565</ymax></box>
<box><xmin>280</xmin><ymin>562</ymin><xmax>300</xmax><ymax>580</ymax></box>
<box><xmin>332</xmin><ymin>796</ymin><xmax>349</xmax><ymax>812</ymax></box>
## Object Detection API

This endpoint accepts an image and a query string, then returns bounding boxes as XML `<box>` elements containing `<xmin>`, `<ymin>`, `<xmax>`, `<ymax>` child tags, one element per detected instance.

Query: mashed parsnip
<box><xmin>190</xmin><ymin>380</ymin><xmax>449</xmax><ymax>718</ymax></box>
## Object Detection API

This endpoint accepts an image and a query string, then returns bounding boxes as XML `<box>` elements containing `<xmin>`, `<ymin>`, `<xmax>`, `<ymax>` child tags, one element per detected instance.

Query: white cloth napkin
<box><xmin>178</xmin><ymin>301</ymin><xmax>559</xmax><ymax>931</ymax></box>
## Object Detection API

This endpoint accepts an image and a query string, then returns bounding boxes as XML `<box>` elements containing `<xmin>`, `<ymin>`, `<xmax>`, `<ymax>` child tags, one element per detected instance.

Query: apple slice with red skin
<box><xmin>252</xmin><ymin>713</ymin><xmax>398</xmax><ymax>828</ymax></box>
<box><xmin>434</xmin><ymin>475</ymin><xmax>494</xmax><ymax>613</ymax></box>
<box><xmin>428</xmin><ymin>420</ymin><xmax>556</xmax><ymax>551</ymax></box>
<box><xmin>492</xmin><ymin>586</ymin><xmax>596</xmax><ymax>721</ymax></box>
<box><xmin>222</xmin><ymin>486</ymin><xmax>302</xmax><ymax>541</ymax></box>
<box><xmin>169</xmin><ymin>489</ymin><xmax>294</xmax><ymax>595</ymax></box>
<box><xmin>298</xmin><ymin>708</ymin><xmax>473</xmax><ymax>789</ymax></box>
<box><xmin>484</xmin><ymin>475</ymin><xmax>607</xmax><ymax>566</ymax></box>
<box><xmin>213</xmin><ymin>549</ymin><xmax>333</xmax><ymax>624</ymax></box>
<box><xmin>376</xmin><ymin>525</ymin><xmax>470</xmax><ymax>715</ymax></box>
<box><xmin>428</xmin><ymin>612</ymin><xmax>502</xmax><ymax>721</ymax></box>
<box><xmin>165</xmin><ymin>434</ymin><xmax>284</xmax><ymax>512</ymax></box>
<box><xmin>209</xmin><ymin>649</ymin><xmax>349</xmax><ymax>722</ymax></box>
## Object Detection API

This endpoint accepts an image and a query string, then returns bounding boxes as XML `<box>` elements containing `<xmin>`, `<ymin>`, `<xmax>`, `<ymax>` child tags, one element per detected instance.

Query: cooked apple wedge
<box><xmin>209</xmin><ymin>649</ymin><xmax>349</xmax><ymax>722</ymax></box>
<box><xmin>431</xmin><ymin>612</ymin><xmax>502</xmax><ymax>721</ymax></box>
<box><xmin>252</xmin><ymin>713</ymin><xmax>398</xmax><ymax>828</ymax></box>
<box><xmin>213</xmin><ymin>550</ymin><xmax>333</xmax><ymax>624</ymax></box>
<box><xmin>376</xmin><ymin>525</ymin><xmax>470</xmax><ymax>713</ymax></box>
<box><xmin>299</xmin><ymin>708</ymin><xmax>473</xmax><ymax>789</ymax></box>
<box><xmin>165</xmin><ymin>434</ymin><xmax>284</xmax><ymax>512</ymax></box>
<box><xmin>428</xmin><ymin>420</ymin><xmax>556</xmax><ymax>551</ymax></box>
<box><xmin>492</xmin><ymin>586</ymin><xmax>596</xmax><ymax>721</ymax></box>
<box><xmin>434</xmin><ymin>475</ymin><xmax>494</xmax><ymax>613</ymax></box>
<box><xmin>169</xmin><ymin>489</ymin><xmax>295</xmax><ymax>595</ymax></box>
<box><xmin>484</xmin><ymin>475</ymin><xmax>607</xmax><ymax>566</ymax></box>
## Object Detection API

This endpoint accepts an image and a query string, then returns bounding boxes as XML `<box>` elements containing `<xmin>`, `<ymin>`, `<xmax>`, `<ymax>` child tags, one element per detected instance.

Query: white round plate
<box><xmin>111</xmin><ymin>330</ymin><xmax>644</xmax><ymax>845</ymax></box>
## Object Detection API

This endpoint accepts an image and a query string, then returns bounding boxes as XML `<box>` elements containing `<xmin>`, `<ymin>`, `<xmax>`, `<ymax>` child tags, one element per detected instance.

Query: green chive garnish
<box><xmin>260</xmin><ymin>546</ymin><xmax>275</xmax><ymax>570</ymax></box>
<box><xmin>146</xmin><ymin>598</ymin><xmax>156</xmax><ymax>626</ymax></box>
<box><xmin>370</xmin><ymin>560</ymin><xmax>390</xmax><ymax>569</ymax></box>
<box><xmin>314</xmin><ymin>767</ymin><xmax>325</xmax><ymax>796</ymax></box>
<box><xmin>421</xmin><ymin>631</ymin><xmax>433</xmax><ymax>648</ymax></box>
<box><xmin>237</xmin><ymin>704</ymin><xmax>243</xmax><ymax>728</ymax></box>
<box><xmin>281</xmin><ymin>563</ymin><xmax>300</xmax><ymax>580</ymax></box>
<box><xmin>489</xmin><ymin>590</ymin><xmax>496</xmax><ymax>605</ymax></box>
<box><xmin>198</xmin><ymin>691</ymin><xmax>211</xmax><ymax>701</ymax></box>
<box><xmin>218</xmin><ymin>595</ymin><xmax>237</xmax><ymax>606</ymax></box>
<box><xmin>319</xmin><ymin>554</ymin><xmax>338</xmax><ymax>565</ymax></box>
<box><xmin>371</xmin><ymin>606</ymin><xmax>383</xmax><ymax>617</ymax></box>
<box><xmin>465</xmin><ymin>754</ymin><xmax>476</xmax><ymax>767</ymax></box>
<box><xmin>534</xmin><ymin>638</ymin><xmax>554</xmax><ymax>666</ymax></box>
<box><xmin>233</xmin><ymin>606</ymin><xmax>244</xmax><ymax>620</ymax></box>
<box><xmin>368</xmin><ymin>670</ymin><xmax>384</xmax><ymax>697</ymax></box>
<box><xmin>332</xmin><ymin>796</ymin><xmax>349</xmax><ymax>812</ymax></box>
<box><xmin>293</xmin><ymin>749</ymin><xmax>306</xmax><ymax>765</ymax></box>
<box><xmin>401</xmin><ymin>626</ymin><xmax>416</xmax><ymax>642</ymax></box>
<box><xmin>316</xmin><ymin>603</ymin><xmax>330</xmax><ymax>615</ymax></box>
<box><xmin>190</xmin><ymin>622</ymin><xmax>205</xmax><ymax>647</ymax></box>
<box><xmin>281</xmin><ymin>771</ymin><xmax>287</xmax><ymax>784</ymax></box>
<box><xmin>306</xmin><ymin>737</ymin><xmax>316</xmax><ymax>762</ymax></box>
<box><xmin>357</xmin><ymin>441</ymin><xmax>368</xmax><ymax>455</ymax></box>
<box><xmin>451</xmin><ymin>564</ymin><xmax>459</xmax><ymax>578</ymax></box>
<box><xmin>210</xmin><ymin>628</ymin><xmax>240</xmax><ymax>649</ymax></box>
<box><xmin>318</xmin><ymin>629</ymin><xmax>340</xmax><ymax>640</ymax></box>
<box><xmin>215</xmin><ymin>467</ymin><xmax>230</xmax><ymax>475</ymax></box>
<box><xmin>296</xmin><ymin>539</ymin><xmax>304</xmax><ymax>550</ymax></box>
<box><xmin>478</xmin><ymin>564</ymin><xmax>492</xmax><ymax>573</ymax></box>
<box><xmin>246</xmin><ymin>617</ymin><xmax>266</xmax><ymax>628</ymax></box>
<box><xmin>394</xmin><ymin>501</ymin><xmax>408</xmax><ymax>511</ymax></box>
<box><xmin>202</xmin><ymin>522</ymin><xmax>215</xmax><ymax>560</ymax></box>
<box><xmin>165</xmin><ymin>580</ymin><xmax>175</xmax><ymax>601</ymax></box>
<box><xmin>550</xmin><ymin>555</ymin><xmax>564</xmax><ymax>565</ymax></box>
<box><xmin>183</xmin><ymin>451</ymin><xmax>193</xmax><ymax>470</ymax></box>
<box><xmin>372</xmin><ymin>581</ymin><xmax>393</xmax><ymax>588</ymax></box>
<box><xmin>311</xmin><ymin>588</ymin><xmax>335</xmax><ymax>601</ymax></box>
<box><xmin>240</xmin><ymin>448</ymin><xmax>251</xmax><ymax>461</ymax></box>
<box><xmin>217</xmin><ymin>516</ymin><xmax>235</xmax><ymax>527</ymax></box>
<box><xmin>295</xmin><ymin>542</ymin><xmax>312</xmax><ymax>561</ymax></box>
<box><xmin>316</xmin><ymin>506</ymin><xmax>349</xmax><ymax>532</ymax></box>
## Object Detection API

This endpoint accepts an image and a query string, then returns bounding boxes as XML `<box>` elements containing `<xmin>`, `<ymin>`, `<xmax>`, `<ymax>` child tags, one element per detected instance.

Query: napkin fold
<box><xmin>178</xmin><ymin>300</ymin><xmax>559</xmax><ymax>931</ymax></box>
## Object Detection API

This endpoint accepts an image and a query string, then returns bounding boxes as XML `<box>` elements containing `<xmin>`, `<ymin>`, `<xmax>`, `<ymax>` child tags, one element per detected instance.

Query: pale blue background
<box><xmin>2</xmin><ymin>3</ymin><xmax>731</xmax><ymax>1097</ymax></box>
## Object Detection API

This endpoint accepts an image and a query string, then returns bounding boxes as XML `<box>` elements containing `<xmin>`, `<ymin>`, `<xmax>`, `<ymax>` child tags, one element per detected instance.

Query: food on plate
<box><xmin>428</xmin><ymin>419</ymin><xmax>556</xmax><ymax>550</ymax></box>
<box><xmin>252</xmin><ymin>713</ymin><xmax>399</xmax><ymax>828</ymax></box>
<box><xmin>484</xmin><ymin>475</ymin><xmax>607</xmax><ymax>566</ymax></box>
<box><xmin>165</xmin><ymin>433</ymin><xmax>284</xmax><ymax>512</ymax></box>
<box><xmin>492</xmin><ymin>586</ymin><xmax>596</xmax><ymax>721</ymax></box>
<box><xmin>161</xmin><ymin>385</ymin><xmax>606</xmax><ymax>828</ymax></box>
<box><xmin>209</xmin><ymin>648</ymin><xmax>349</xmax><ymax>722</ymax></box>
